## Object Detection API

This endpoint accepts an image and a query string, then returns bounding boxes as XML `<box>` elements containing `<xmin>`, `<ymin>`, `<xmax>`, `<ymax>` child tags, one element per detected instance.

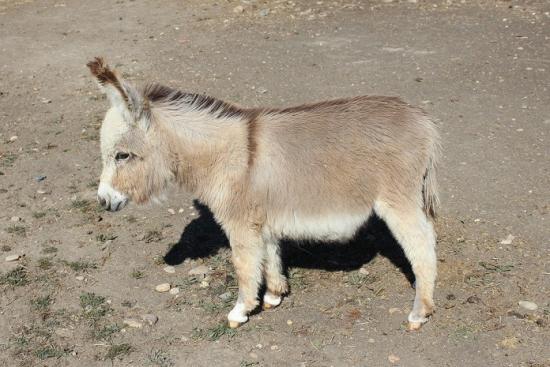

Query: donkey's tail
<box><xmin>422</xmin><ymin>119</ymin><xmax>441</xmax><ymax>219</ymax></box>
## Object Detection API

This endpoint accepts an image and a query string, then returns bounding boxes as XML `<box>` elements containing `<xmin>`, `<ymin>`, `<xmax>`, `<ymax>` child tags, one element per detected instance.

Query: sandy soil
<box><xmin>0</xmin><ymin>0</ymin><xmax>548</xmax><ymax>366</ymax></box>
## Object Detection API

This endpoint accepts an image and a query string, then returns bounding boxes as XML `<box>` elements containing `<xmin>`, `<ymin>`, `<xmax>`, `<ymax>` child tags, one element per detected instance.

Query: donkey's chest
<box><xmin>267</xmin><ymin>212</ymin><xmax>369</xmax><ymax>242</ymax></box>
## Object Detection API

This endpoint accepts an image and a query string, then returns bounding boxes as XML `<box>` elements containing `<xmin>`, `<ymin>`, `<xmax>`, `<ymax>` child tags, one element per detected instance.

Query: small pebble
<box><xmin>286</xmin><ymin>319</ymin><xmax>293</xmax><ymax>325</ymax></box>
<box><xmin>359</xmin><ymin>267</ymin><xmax>370</xmax><ymax>275</ymax></box>
<box><xmin>155</xmin><ymin>283</ymin><xmax>171</xmax><ymax>292</ymax></box>
<box><xmin>270</xmin><ymin>345</ymin><xmax>279</xmax><ymax>351</ymax></box>
<box><xmin>9</xmin><ymin>135</ymin><xmax>18</xmax><ymax>142</ymax></box>
<box><xmin>141</xmin><ymin>314</ymin><xmax>158</xmax><ymax>325</ymax></box>
<box><xmin>219</xmin><ymin>291</ymin><xmax>232</xmax><ymax>301</ymax></box>
<box><xmin>500</xmin><ymin>234</ymin><xmax>515</xmax><ymax>245</ymax></box>
<box><xmin>123</xmin><ymin>319</ymin><xmax>143</xmax><ymax>328</ymax></box>
<box><xmin>259</xmin><ymin>8</ymin><xmax>270</xmax><ymax>16</ymax></box>
<box><xmin>169</xmin><ymin>287</ymin><xmax>180</xmax><ymax>295</ymax></box>
<box><xmin>10</xmin><ymin>216</ymin><xmax>21</xmax><ymax>222</ymax></box>
<box><xmin>178</xmin><ymin>208</ymin><xmax>184</xmax><ymax>213</ymax></box>
<box><xmin>35</xmin><ymin>175</ymin><xmax>47</xmax><ymax>182</ymax></box>
<box><xmin>518</xmin><ymin>300</ymin><xmax>538</xmax><ymax>311</ymax></box>
<box><xmin>5</xmin><ymin>254</ymin><xmax>20</xmax><ymax>262</ymax></box>
<box><xmin>200</xmin><ymin>280</ymin><xmax>209</xmax><ymax>288</ymax></box>
<box><xmin>75</xmin><ymin>275</ymin><xmax>85</xmax><ymax>281</ymax></box>
<box><xmin>233</xmin><ymin>5</ymin><xmax>244</xmax><ymax>13</ymax></box>
<box><xmin>188</xmin><ymin>265</ymin><xmax>209</xmax><ymax>276</ymax></box>
<box><xmin>388</xmin><ymin>354</ymin><xmax>400</xmax><ymax>364</ymax></box>
<box><xmin>167</xmin><ymin>208</ymin><xmax>176</xmax><ymax>215</ymax></box>
<box><xmin>163</xmin><ymin>265</ymin><xmax>176</xmax><ymax>274</ymax></box>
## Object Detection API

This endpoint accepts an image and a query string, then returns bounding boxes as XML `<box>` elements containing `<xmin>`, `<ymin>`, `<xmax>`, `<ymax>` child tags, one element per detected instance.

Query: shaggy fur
<box><xmin>89</xmin><ymin>58</ymin><xmax>441</xmax><ymax>330</ymax></box>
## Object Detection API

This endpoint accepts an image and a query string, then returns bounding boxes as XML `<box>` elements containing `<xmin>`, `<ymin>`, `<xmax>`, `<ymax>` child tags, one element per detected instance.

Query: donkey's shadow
<box><xmin>164</xmin><ymin>201</ymin><xmax>414</xmax><ymax>284</ymax></box>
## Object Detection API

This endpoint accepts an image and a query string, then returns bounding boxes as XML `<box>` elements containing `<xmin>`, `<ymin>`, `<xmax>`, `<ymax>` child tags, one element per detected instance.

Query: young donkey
<box><xmin>88</xmin><ymin>57</ymin><xmax>440</xmax><ymax>331</ymax></box>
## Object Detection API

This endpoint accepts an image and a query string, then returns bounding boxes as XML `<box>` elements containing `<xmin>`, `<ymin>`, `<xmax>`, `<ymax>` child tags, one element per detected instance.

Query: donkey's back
<box><xmin>252</xmin><ymin>96</ymin><xmax>439</xmax><ymax>241</ymax></box>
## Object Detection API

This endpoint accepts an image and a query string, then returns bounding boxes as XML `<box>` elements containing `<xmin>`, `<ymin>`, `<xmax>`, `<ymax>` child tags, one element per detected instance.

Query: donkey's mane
<box><xmin>143</xmin><ymin>83</ymin><xmax>250</xmax><ymax>119</ymax></box>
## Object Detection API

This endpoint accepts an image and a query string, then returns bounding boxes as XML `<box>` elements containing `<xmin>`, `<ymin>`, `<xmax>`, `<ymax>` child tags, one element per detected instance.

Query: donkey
<box><xmin>88</xmin><ymin>57</ymin><xmax>440</xmax><ymax>331</ymax></box>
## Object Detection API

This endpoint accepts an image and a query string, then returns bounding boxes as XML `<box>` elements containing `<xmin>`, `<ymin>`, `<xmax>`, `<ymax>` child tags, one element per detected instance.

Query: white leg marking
<box><xmin>228</xmin><ymin>301</ymin><xmax>248</xmax><ymax>325</ymax></box>
<box><xmin>263</xmin><ymin>291</ymin><xmax>282</xmax><ymax>308</ymax></box>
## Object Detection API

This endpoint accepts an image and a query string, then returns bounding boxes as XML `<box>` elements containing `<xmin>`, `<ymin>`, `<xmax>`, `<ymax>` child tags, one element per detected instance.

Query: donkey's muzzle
<box><xmin>97</xmin><ymin>182</ymin><xmax>129</xmax><ymax>212</ymax></box>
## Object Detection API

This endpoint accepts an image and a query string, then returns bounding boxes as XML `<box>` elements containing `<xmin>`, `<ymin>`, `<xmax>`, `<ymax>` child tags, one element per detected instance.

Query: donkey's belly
<box><xmin>267</xmin><ymin>212</ymin><xmax>370</xmax><ymax>242</ymax></box>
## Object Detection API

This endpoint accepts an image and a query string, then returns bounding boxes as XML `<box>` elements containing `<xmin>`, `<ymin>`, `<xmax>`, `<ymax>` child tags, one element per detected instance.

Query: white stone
<box><xmin>167</xmin><ymin>208</ymin><xmax>176</xmax><ymax>215</ymax></box>
<box><xmin>163</xmin><ymin>265</ymin><xmax>176</xmax><ymax>274</ymax></box>
<box><xmin>518</xmin><ymin>300</ymin><xmax>538</xmax><ymax>311</ymax></box>
<box><xmin>9</xmin><ymin>136</ymin><xmax>18</xmax><ymax>142</ymax></box>
<box><xmin>5</xmin><ymin>254</ymin><xmax>20</xmax><ymax>262</ymax></box>
<box><xmin>500</xmin><ymin>234</ymin><xmax>515</xmax><ymax>245</ymax></box>
<box><xmin>359</xmin><ymin>267</ymin><xmax>370</xmax><ymax>275</ymax></box>
<box><xmin>75</xmin><ymin>275</ymin><xmax>85</xmax><ymax>281</ymax></box>
<box><xmin>233</xmin><ymin>5</ymin><xmax>244</xmax><ymax>13</ymax></box>
<box><xmin>155</xmin><ymin>283</ymin><xmax>171</xmax><ymax>292</ymax></box>
<box><xmin>169</xmin><ymin>287</ymin><xmax>180</xmax><ymax>295</ymax></box>
<box><xmin>10</xmin><ymin>216</ymin><xmax>21</xmax><ymax>222</ymax></box>
<box><xmin>123</xmin><ymin>319</ymin><xmax>143</xmax><ymax>328</ymax></box>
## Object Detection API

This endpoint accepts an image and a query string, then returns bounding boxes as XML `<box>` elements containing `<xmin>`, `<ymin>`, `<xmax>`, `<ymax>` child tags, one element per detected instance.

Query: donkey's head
<box><xmin>88</xmin><ymin>57</ymin><xmax>173</xmax><ymax>211</ymax></box>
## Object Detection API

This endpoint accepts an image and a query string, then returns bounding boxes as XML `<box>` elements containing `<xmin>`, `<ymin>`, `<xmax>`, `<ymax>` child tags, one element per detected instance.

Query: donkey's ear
<box><xmin>87</xmin><ymin>57</ymin><xmax>151</xmax><ymax>130</ymax></box>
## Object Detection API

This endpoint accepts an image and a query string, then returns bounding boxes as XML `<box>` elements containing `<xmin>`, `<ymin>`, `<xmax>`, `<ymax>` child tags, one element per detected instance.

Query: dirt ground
<box><xmin>0</xmin><ymin>0</ymin><xmax>549</xmax><ymax>366</ymax></box>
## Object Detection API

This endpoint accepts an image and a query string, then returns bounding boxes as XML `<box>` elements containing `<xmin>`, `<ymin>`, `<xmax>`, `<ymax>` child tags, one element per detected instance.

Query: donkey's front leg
<box><xmin>227</xmin><ymin>227</ymin><xmax>265</xmax><ymax>328</ymax></box>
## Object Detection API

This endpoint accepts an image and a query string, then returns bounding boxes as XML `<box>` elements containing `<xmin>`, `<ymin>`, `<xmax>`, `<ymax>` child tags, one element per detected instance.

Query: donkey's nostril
<box><xmin>97</xmin><ymin>196</ymin><xmax>108</xmax><ymax>209</ymax></box>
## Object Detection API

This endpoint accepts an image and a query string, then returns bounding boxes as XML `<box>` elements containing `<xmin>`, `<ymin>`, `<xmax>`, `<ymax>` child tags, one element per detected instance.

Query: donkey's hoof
<box><xmin>228</xmin><ymin>320</ymin><xmax>244</xmax><ymax>329</ymax></box>
<box><xmin>407</xmin><ymin>321</ymin><xmax>424</xmax><ymax>331</ymax></box>
<box><xmin>407</xmin><ymin>312</ymin><xmax>429</xmax><ymax>331</ymax></box>
<box><xmin>262</xmin><ymin>292</ymin><xmax>282</xmax><ymax>310</ymax></box>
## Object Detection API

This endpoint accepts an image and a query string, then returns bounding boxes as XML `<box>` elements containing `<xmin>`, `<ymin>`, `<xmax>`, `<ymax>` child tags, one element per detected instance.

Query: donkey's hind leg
<box><xmin>262</xmin><ymin>236</ymin><xmax>288</xmax><ymax>309</ymax></box>
<box><xmin>374</xmin><ymin>200</ymin><xmax>437</xmax><ymax>330</ymax></box>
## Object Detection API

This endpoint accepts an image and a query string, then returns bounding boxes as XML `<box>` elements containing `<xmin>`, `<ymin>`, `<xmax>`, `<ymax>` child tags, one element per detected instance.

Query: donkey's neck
<box><xmin>152</xmin><ymin>102</ymin><xmax>252</xmax><ymax>211</ymax></box>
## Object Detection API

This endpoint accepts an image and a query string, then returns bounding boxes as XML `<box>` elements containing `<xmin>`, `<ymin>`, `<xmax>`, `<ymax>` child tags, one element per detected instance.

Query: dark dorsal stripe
<box><xmin>143</xmin><ymin>83</ymin><xmax>248</xmax><ymax>119</ymax></box>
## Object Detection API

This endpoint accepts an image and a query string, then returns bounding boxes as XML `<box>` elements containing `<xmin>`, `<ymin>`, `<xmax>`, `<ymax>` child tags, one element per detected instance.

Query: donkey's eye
<box><xmin>115</xmin><ymin>152</ymin><xmax>131</xmax><ymax>161</ymax></box>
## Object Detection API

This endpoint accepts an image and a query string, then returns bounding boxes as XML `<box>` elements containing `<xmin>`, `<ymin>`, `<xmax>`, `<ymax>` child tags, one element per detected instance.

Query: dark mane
<box><xmin>143</xmin><ymin>83</ymin><xmax>250</xmax><ymax>119</ymax></box>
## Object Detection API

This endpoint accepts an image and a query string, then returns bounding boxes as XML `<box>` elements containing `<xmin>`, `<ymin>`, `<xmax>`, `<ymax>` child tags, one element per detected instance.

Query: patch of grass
<box><xmin>131</xmin><ymin>269</ymin><xmax>145</xmax><ymax>279</ymax></box>
<box><xmin>32</xmin><ymin>211</ymin><xmax>47</xmax><ymax>219</ymax></box>
<box><xmin>105</xmin><ymin>343</ymin><xmax>132</xmax><ymax>361</ymax></box>
<box><xmin>35</xmin><ymin>346</ymin><xmax>68</xmax><ymax>360</ymax></box>
<box><xmin>31</xmin><ymin>295</ymin><xmax>52</xmax><ymax>311</ymax></box>
<box><xmin>6</xmin><ymin>225</ymin><xmax>26</xmax><ymax>236</ymax></box>
<box><xmin>0</xmin><ymin>267</ymin><xmax>28</xmax><ymax>286</ymax></box>
<box><xmin>345</xmin><ymin>272</ymin><xmax>379</xmax><ymax>287</ymax></box>
<box><xmin>121</xmin><ymin>299</ymin><xmax>136</xmax><ymax>308</ymax></box>
<box><xmin>479</xmin><ymin>261</ymin><xmax>514</xmax><ymax>273</ymax></box>
<box><xmin>80</xmin><ymin>292</ymin><xmax>109</xmax><ymax>322</ymax></box>
<box><xmin>42</xmin><ymin>246</ymin><xmax>58</xmax><ymax>254</ymax></box>
<box><xmin>92</xmin><ymin>324</ymin><xmax>120</xmax><ymax>340</ymax></box>
<box><xmin>147</xmin><ymin>349</ymin><xmax>175</xmax><ymax>367</ymax></box>
<box><xmin>70</xmin><ymin>198</ymin><xmax>102</xmax><ymax>214</ymax></box>
<box><xmin>61</xmin><ymin>259</ymin><xmax>97</xmax><ymax>272</ymax></box>
<box><xmin>288</xmin><ymin>268</ymin><xmax>307</xmax><ymax>289</ymax></box>
<box><xmin>197</xmin><ymin>299</ymin><xmax>231</xmax><ymax>314</ymax></box>
<box><xmin>153</xmin><ymin>255</ymin><xmax>166</xmax><ymax>265</ymax></box>
<box><xmin>87</xmin><ymin>180</ymin><xmax>98</xmax><ymax>189</ymax></box>
<box><xmin>1</xmin><ymin>245</ymin><xmax>11</xmax><ymax>252</ymax></box>
<box><xmin>38</xmin><ymin>258</ymin><xmax>53</xmax><ymax>270</ymax></box>
<box><xmin>1</xmin><ymin>152</ymin><xmax>17</xmax><ymax>167</ymax></box>
<box><xmin>143</xmin><ymin>230</ymin><xmax>163</xmax><ymax>243</ymax></box>
<box><xmin>96</xmin><ymin>233</ymin><xmax>117</xmax><ymax>243</ymax></box>
<box><xmin>192</xmin><ymin>323</ymin><xmax>237</xmax><ymax>341</ymax></box>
